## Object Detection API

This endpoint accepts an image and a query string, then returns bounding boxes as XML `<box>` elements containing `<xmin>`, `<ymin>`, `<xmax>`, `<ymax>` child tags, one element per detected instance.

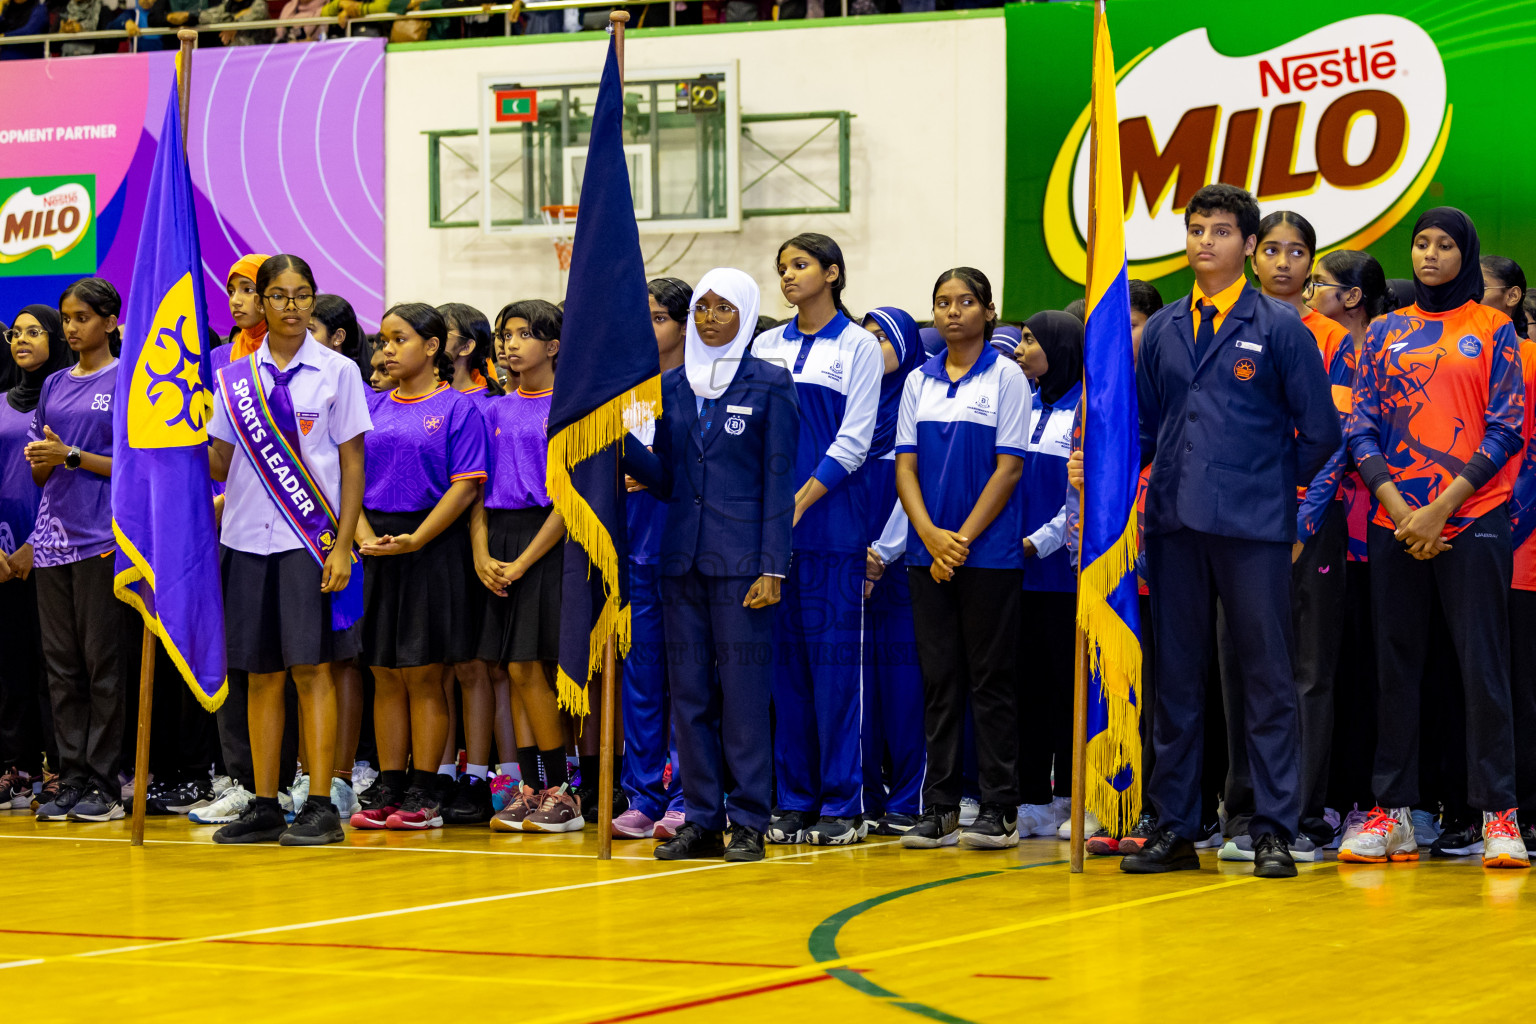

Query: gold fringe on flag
<box><xmin>1075</xmin><ymin>506</ymin><xmax>1142</xmax><ymax>835</ymax></box>
<box><xmin>544</xmin><ymin>375</ymin><xmax>663</xmax><ymax>716</ymax></box>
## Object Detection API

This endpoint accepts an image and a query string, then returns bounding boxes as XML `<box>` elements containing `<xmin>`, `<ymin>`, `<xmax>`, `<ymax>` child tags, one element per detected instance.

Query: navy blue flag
<box><xmin>547</xmin><ymin>34</ymin><xmax>662</xmax><ymax>716</ymax></box>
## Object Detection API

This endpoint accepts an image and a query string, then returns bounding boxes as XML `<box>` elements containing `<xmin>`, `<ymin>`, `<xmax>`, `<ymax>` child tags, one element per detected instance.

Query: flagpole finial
<box><xmin>609</xmin><ymin>9</ymin><xmax>629</xmax><ymax>23</ymax></box>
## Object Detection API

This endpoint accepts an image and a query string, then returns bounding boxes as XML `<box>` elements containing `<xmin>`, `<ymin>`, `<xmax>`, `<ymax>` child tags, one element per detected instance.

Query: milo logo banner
<box><xmin>1003</xmin><ymin>0</ymin><xmax>1530</xmax><ymax>316</ymax></box>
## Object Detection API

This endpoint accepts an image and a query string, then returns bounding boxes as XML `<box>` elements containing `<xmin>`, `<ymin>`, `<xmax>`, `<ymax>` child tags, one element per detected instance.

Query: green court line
<box><xmin>807</xmin><ymin>859</ymin><xmax>1067</xmax><ymax>1024</ymax></box>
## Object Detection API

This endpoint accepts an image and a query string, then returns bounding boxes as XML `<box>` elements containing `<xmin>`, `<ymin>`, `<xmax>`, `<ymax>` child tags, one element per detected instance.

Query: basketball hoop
<box><xmin>541</xmin><ymin>204</ymin><xmax>579</xmax><ymax>272</ymax></box>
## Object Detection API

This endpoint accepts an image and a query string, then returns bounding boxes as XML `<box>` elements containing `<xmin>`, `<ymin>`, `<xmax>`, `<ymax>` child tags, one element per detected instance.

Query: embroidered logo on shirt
<box><xmin>725</xmin><ymin>415</ymin><xmax>746</xmax><ymax>436</ymax></box>
<box><xmin>297</xmin><ymin>411</ymin><xmax>319</xmax><ymax>436</ymax></box>
<box><xmin>1458</xmin><ymin>335</ymin><xmax>1482</xmax><ymax>357</ymax></box>
<box><xmin>1233</xmin><ymin>358</ymin><xmax>1257</xmax><ymax>381</ymax></box>
<box><xmin>824</xmin><ymin>358</ymin><xmax>844</xmax><ymax>384</ymax></box>
<box><xmin>423</xmin><ymin>414</ymin><xmax>444</xmax><ymax>434</ymax></box>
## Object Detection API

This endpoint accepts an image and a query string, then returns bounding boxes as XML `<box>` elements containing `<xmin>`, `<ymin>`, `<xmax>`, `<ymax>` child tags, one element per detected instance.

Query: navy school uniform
<box><xmin>622</xmin><ymin>354</ymin><xmax>800</xmax><ymax>833</ymax></box>
<box><xmin>751</xmin><ymin>312</ymin><xmax>883</xmax><ymax>821</ymax></box>
<box><xmin>1136</xmin><ymin>281</ymin><xmax>1341</xmax><ymax>843</ymax></box>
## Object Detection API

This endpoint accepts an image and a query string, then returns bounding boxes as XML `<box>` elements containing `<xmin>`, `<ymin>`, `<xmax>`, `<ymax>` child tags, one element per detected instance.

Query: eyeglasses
<box><xmin>692</xmin><ymin>303</ymin><xmax>739</xmax><ymax>324</ymax></box>
<box><xmin>1485</xmin><ymin>285</ymin><xmax>1510</xmax><ymax>297</ymax></box>
<box><xmin>4</xmin><ymin>327</ymin><xmax>47</xmax><ymax>344</ymax></box>
<box><xmin>1302</xmin><ymin>280</ymin><xmax>1343</xmax><ymax>298</ymax></box>
<box><xmin>264</xmin><ymin>292</ymin><xmax>315</xmax><ymax>310</ymax></box>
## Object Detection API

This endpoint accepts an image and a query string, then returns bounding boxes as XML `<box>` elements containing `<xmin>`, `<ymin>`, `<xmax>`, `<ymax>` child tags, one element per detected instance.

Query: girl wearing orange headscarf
<box><xmin>220</xmin><ymin>254</ymin><xmax>271</xmax><ymax>367</ymax></box>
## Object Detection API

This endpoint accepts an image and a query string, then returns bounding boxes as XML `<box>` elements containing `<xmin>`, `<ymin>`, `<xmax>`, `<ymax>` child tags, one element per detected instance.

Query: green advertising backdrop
<box><xmin>1003</xmin><ymin>0</ymin><xmax>1536</xmax><ymax>318</ymax></box>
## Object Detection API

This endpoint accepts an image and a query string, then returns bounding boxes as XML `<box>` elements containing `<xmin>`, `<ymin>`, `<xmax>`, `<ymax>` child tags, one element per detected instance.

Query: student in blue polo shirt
<box><xmin>894</xmin><ymin>267</ymin><xmax>1028</xmax><ymax>851</ymax></box>
<box><xmin>753</xmin><ymin>233</ymin><xmax>884</xmax><ymax>846</ymax></box>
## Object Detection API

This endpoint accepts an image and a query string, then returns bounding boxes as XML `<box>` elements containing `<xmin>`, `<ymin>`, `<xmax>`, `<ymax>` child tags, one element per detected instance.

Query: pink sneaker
<box><xmin>384</xmin><ymin>787</ymin><xmax>443</xmax><ymax>830</ymax></box>
<box><xmin>612</xmin><ymin>807</ymin><xmax>656</xmax><ymax>839</ymax></box>
<box><xmin>489</xmin><ymin>774</ymin><xmax>515</xmax><ymax>811</ymax></box>
<box><xmin>653</xmin><ymin>809</ymin><xmax>686</xmax><ymax>840</ymax></box>
<box><xmin>350</xmin><ymin>804</ymin><xmax>397</xmax><ymax>830</ymax></box>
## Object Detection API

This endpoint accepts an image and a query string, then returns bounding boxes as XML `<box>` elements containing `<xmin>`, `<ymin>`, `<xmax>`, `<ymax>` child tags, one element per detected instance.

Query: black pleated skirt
<box><xmin>361</xmin><ymin>508</ymin><xmax>479</xmax><ymax>668</ymax></box>
<box><xmin>474</xmin><ymin>506</ymin><xmax>562</xmax><ymax>664</ymax></box>
<box><xmin>221</xmin><ymin>546</ymin><xmax>362</xmax><ymax>675</ymax></box>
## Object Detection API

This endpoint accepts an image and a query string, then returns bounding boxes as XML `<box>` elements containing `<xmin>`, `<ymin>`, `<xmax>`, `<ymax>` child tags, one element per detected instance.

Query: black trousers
<box><xmin>1368</xmin><ymin>509</ymin><xmax>1516</xmax><ymax>811</ymax></box>
<box><xmin>1146</xmin><ymin>528</ymin><xmax>1300</xmax><ymax>841</ymax></box>
<box><xmin>35</xmin><ymin>556</ymin><xmax>135</xmax><ymax>794</ymax></box>
<box><xmin>1016</xmin><ymin>589</ymin><xmax>1074</xmax><ymax>805</ymax></box>
<box><xmin>1327</xmin><ymin>560</ymin><xmax>1378</xmax><ymax>809</ymax></box>
<box><xmin>0</xmin><ymin>573</ymin><xmax>54</xmax><ymax>775</ymax></box>
<box><xmin>909</xmin><ymin>565</ymin><xmax>1021</xmax><ymax>808</ymax></box>
<box><xmin>1508</xmin><ymin>589</ymin><xmax>1536</xmax><ymax>811</ymax></box>
<box><xmin>1219</xmin><ymin>501</ymin><xmax>1347</xmax><ymax>831</ymax></box>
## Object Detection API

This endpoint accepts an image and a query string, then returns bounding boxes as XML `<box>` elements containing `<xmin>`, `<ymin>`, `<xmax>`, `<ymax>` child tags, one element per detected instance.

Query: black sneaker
<box><xmin>213</xmin><ymin>800</ymin><xmax>288</xmax><ymax>844</ymax></box>
<box><xmin>900</xmin><ymin>806</ymin><xmax>960</xmax><ymax>849</ymax></box>
<box><xmin>358</xmin><ymin>777</ymin><xmax>398</xmax><ymax>812</ymax></box>
<box><xmin>1430</xmin><ymin>819</ymin><xmax>1484</xmax><ymax>857</ymax></box>
<box><xmin>577</xmin><ymin>784</ymin><xmax>630</xmax><ymax>825</ymax></box>
<box><xmin>36</xmin><ymin>781</ymin><xmax>85</xmax><ymax>821</ymax></box>
<box><xmin>804</xmin><ymin>815</ymin><xmax>866</xmax><ymax>846</ymax></box>
<box><xmin>767</xmin><ymin>809</ymin><xmax>816</xmax><ymax>845</ymax></box>
<box><xmin>870</xmin><ymin>812</ymin><xmax>920</xmax><ymax>836</ymax></box>
<box><xmin>1118</xmin><ymin>811</ymin><xmax>1159</xmax><ymax>853</ymax></box>
<box><xmin>69</xmin><ymin>786</ymin><xmax>124</xmax><ymax>821</ymax></box>
<box><xmin>724</xmin><ymin>823</ymin><xmax>766</xmax><ymax>862</ymax></box>
<box><xmin>280</xmin><ymin>799</ymin><xmax>345</xmax><ymax>846</ymax></box>
<box><xmin>149</xmin><ymin>778</ymin><xmax>213</xmax><ymax>815</ymax></box>
<box><xmin>442</xmin><ymin>774</ymin><xmax>494</xmax><ymax>825</ymax></box>
<box><xmin>1120</xmin><ymin>828</ymin><xmax>1200</xmax><ymax>873</ymax></box>
<box><xmin>655</xmin><ymin>821</ymin><xmax>725</xmax><ymax>860</ymax></box>
<box><xmin>959</xmin><ymin>804</ymin><xmax>1019</xmax><ymax>849</ymax></box>
<box><xmin>1252</xmin><ymin>832</ymin><xmax>1298</xmax><ymax>878</ymax></box>
<box><xmin>1521</xmin><ymin>822</ymin><xmax>1536</xmax><ymax>849</ymax></box>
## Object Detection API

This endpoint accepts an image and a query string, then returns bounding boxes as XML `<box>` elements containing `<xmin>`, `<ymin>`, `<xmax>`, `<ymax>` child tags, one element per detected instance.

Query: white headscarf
<box><xmin>684</xmin><ymin>267</ymin><xmax>760</xmax><ymax>400</ymax></box>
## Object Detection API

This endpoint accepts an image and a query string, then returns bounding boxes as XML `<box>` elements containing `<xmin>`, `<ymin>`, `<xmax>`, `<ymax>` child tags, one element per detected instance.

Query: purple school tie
<box><xmin>263</xmin><ymin>362</ymin><xmax>304</xmax><ymax>453</ymax></box>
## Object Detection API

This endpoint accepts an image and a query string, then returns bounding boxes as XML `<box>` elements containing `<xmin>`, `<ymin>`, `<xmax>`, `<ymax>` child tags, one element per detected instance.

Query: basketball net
<box><xmin>541</xmin><ymin>204</ymin><xmax>578</xmax><ymax>273</ymax></box>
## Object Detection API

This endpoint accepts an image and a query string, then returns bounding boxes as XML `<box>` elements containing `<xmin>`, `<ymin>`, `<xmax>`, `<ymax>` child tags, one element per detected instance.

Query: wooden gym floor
<box><xmin>1</xmin><ymin>810</ymin><xmax>1533</xmax><ymax>1023</ymax></box>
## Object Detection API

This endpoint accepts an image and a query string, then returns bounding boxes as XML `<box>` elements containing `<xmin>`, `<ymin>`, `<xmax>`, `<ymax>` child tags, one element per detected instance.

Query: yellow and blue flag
<box><xmin>546</xmin><ymin>35</ymin><xmax>662</xmax><ymax>716</ymax></box>
<box><xmin>1077</xmin><ymin>0</ymin><xmax>1141</xmax><ymax>834</ymax></box>
<box><xmin>111</xmin><ymin>83</ymin><xmax>227</xmax><ymax>711</ymax></box>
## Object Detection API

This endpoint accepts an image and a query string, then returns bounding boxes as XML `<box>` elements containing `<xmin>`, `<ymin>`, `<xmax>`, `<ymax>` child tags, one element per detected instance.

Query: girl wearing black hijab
<box><xmin>1344</xmin><ymin>207</ymin><xmax>1529</xmax><ymax>870</ymax></box>
<box><xmin>1011</xmin><ymin>309</ymin><xmax>1085</xmax><ymax>840</ymax></box>
<box><xmin>0</xmin><ymin>307</ymin><xmax>74</xmax><ymax>812</ymax></box>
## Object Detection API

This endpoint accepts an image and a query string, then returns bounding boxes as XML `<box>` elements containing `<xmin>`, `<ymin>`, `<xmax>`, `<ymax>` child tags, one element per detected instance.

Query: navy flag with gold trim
<box><xmin>546</xmin><ymin>34</ymin><xmax>662</xmax><ymax>716</ymax></box>
<box><xmin>111</xmin><ymin>85</ymin><xmax>228</xmax><ymax>711</ymax></box>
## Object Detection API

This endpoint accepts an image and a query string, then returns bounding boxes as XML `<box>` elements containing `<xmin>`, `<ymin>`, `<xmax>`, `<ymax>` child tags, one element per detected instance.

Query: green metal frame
<box><xmin>425</xmin><ymin>109</ymin><xmax>852</xmax><ymax>229</ymax></box>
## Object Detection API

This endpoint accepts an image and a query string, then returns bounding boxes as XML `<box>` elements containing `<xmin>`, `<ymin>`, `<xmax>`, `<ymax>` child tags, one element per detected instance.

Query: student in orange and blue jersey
<box><xmin>1344</xmin><ymin>209</ymin><xmax>1529</xmax><ymax>870</ymax></box>
<box><xmin>1483</xmin><ymin>256</ymin><xmax>1536</xmax><ymax>850</ymax></box>
<box><xmin>1214</xmin><ymin>211</ymin><xmax>1352</xmax><ymax>861</ymax></box>
<box><xmin>1120</xmin><ymin>184</ymin><xmax>1340</xmax><ymax>880</ymax></box>
<box><xmin>1304</xmin><ymin>249</ymin><xmax>1392</xmax><ymax>841</ymax></box>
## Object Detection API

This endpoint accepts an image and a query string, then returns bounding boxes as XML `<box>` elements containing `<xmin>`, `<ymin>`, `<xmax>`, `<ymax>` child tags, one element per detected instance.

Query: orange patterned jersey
<box><xmin>1346</xmin><ymin>301</ymin><xmax>1525</xmax><ymax>539</ymax></box>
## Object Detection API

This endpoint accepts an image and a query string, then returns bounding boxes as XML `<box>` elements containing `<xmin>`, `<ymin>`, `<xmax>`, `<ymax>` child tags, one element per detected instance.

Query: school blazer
<box><xmin>1136</xmin><ymin>284</ymin><xmax>1341</xmax><ymax>544</ymax></box>
<box><xmin>623</xmin><ymin>355</ymin><xmax>800</xmax><ymax>578</ymax></box>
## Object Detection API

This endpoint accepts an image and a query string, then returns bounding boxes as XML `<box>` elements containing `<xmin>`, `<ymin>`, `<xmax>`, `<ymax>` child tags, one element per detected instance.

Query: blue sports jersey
<box><xmin>1020</xmin><ymin>380</ymin><xmax>1080</xmax><ymax>592</ymax></box>
<box><xmin>895</xmin><ymin>345</ymin><xmax>1030</xmax><ymax>570</ymax></box>
<box><xmin>751</xmin><ymin>312</ymin><xmax>883</xmax><ymax>552</ymax></box>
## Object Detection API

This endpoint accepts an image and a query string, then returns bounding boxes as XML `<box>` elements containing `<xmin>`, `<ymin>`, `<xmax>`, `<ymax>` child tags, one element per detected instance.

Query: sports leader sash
<box><xmin>217</xmin><ymin>355</ymin><xmax>363</xmax><ymax>631</ymax></box>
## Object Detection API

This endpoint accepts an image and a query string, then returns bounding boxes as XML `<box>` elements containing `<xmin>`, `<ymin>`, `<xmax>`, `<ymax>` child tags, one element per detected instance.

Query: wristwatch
<box><xmin>64</xmin><ymin>446</ymin><xmax>82</xmax><ymax>470</ymax></box>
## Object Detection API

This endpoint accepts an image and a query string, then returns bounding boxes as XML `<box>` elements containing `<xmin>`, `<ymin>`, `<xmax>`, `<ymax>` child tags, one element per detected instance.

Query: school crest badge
<box><xmin>725</xmin><ymin>415</ymin><xmax>746</xmax><ymax>436</ymax></box>
<box><xmin>298</xmin><ymin>411</ymin><xmax>319</xmax><ymax>436</ymax></box>
<box><xmin>423</xmin><ymin>414</ymin><xmax>444</xmax><ymax>434</ymax></box>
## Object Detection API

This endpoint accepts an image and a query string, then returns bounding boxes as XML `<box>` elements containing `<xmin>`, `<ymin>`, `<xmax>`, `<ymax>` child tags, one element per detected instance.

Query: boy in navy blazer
<box><xmin>623</xmin><ymin>269</ymin><xmax>800</xmax><ymax>862</ymax></box>
<box><xmin>1122</xmin><ymin>184</ymin><xmax>1340</xmax><ymax>878</ymax></box>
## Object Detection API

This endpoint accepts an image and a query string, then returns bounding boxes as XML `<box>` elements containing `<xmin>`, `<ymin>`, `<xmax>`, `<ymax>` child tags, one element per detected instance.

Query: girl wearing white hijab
<box><xmin>622</xmin><ymin>268</ymin><xmax>800</xmax><ymax>862</ymax></box>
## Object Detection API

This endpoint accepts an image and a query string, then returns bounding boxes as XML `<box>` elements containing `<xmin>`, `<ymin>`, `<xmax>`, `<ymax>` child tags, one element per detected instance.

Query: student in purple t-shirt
<box><xmin>0</xmin><ymin>307</ymin><xmax>74</xmax><ymax>809</ymax></box>
<box><xmin>23</xmin><ymin>283</ymin><xmax>135</xmax><ymax>825</ymax></box>
<box><xmin>354</xmin><ymin>303</ymin><xmax>488</xmax><ymax>834</ymax></box>
<box><xmin>473</xmin><ymin>299</ymin><xmax>573</xmax><ymax>834</ymax></box>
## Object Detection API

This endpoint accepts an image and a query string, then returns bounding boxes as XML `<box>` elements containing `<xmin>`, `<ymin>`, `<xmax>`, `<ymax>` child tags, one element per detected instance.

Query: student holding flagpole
<box><xmin>205</xmin><ymin>254</ymin><xmax>372</xmax><ymax>846</ymax></box>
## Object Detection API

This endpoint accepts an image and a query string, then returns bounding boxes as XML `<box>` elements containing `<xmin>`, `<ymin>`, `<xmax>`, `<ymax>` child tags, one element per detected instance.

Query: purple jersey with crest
<box><xmin>29</xmin><ymin>363</ymin><xmax>119</xmax><ymax>568</ymax></box>
<box><xmin>0</xmin><ymin>399</ymin><xmax>40</xmax><ymax>557</ymax></box>
<box><xmin>363</xmin><ymin>383</ymin><xmax>488</xmax><ymax>512</ymax></box>
<box><xmin>483</xmin><ymin>387</ymin><xmax>552</xmax><ymax>511</ymax></box>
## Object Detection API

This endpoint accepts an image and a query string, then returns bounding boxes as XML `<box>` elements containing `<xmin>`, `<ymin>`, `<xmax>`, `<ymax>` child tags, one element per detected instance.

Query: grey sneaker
<box><xmin>1218</xmin><ymin>834</ymin><xmax>1254</xmax><ymax>861</ymax></box>
<box><xmin>69</xmin><ymin>786</ymin><xmax>125</xmax><ymax>822</ymax></box>
<box><xmin>1288</xmin><ymin>833</ymin><xmax>1321</xmax><ymax>862</ymax></box>
<box><xmin>35</xmin><ymin>781</ymin><xmax>84</xmax><ymax>821</ymax></box>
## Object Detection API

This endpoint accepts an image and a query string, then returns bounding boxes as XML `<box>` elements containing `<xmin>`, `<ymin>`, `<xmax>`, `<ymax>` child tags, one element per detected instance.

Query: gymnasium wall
<box><xmin>382</xmin><ymin>13</ymin><xmax>1008</xmax><ymax>325</ymax></box>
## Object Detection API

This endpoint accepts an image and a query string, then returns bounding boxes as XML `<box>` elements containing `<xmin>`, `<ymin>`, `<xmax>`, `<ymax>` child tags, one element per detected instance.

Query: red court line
<box><xmin>581</xmin><ymin>974</ymin><xmax>832</xmax><ymax>1023</ymax></box>
<box><xmin>973</xmin><ymin>973</ymin><xmax>1051</xmax><ymax>981</ymax></box>
<box><xmin>0</xmin><ymin>929</ymin><xmax>797</xmax><ymax>970</ymax></box>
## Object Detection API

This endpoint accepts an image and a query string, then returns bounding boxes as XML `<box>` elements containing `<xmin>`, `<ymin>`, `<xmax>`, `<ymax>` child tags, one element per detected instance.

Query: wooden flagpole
<box><xmin>593</xmin><ymin>8</ymin><xmax>630</xmax><ymax>863</ymax></box>
<box><xmin>131</xmin><ymin>28</ymin><xmax>198</xmax><ymax>847</ymax></box>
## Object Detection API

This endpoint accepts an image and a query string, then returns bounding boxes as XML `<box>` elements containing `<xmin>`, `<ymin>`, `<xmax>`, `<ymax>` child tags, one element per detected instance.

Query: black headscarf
<box><xmin>4</xmin><ymin>305</ymin><xmax>74</xmax><ymax>414</ymax></box>
<box><xmin>1385</xmin><ymin>279</ymin><xmax>1416</xmax><ymax>312</ymax></box>
<box><xmin>1024</xmin><ymin>309</ymin><xmax>1084</xmax><ymax>408</ymax></box>
<box><xmin>1411</xmin><ymin>207</ymin><xmax>1483</xmax><ymax>313</ymax></box>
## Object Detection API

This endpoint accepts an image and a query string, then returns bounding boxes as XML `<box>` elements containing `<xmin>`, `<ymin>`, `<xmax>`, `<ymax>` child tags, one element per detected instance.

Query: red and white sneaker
<box><xmin>1483</xmin><ymin>810</ymin><xmax>1531</xmax><ymax>869</ymax></box>
<box><xmin>350</xmin><ymin>803</ymin><xmax>397</xmax><ymax>830</ymax></box>
<box><xmin>385</xmin><ymin>787</ymin><xmax>443</xmax><ymax>830</ymax></box>
<box><xmin>522</xmin><ymin>784</ymin><xmax>585</xmax><ymax>833</ymax></box>
<box><xmin>653</xmin><ymin>809</ymin><xmax>686</xmax><ymax>840</ymax></box>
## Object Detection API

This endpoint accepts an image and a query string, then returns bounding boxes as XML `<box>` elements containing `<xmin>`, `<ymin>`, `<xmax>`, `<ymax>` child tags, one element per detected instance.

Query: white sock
<box><xmin>496</xmin><ymin>762</ymin><xmax>516</xmax><ymax>779</ymax></box>
<box><xmin>437</xmin><ymin>763</ymin><xmax>456</xmax><ymax>777</ymax></box>
<box><xmin>466</xmin><ymin>763</ymin><xmax>489</xmax><ymax>780</ymax></box>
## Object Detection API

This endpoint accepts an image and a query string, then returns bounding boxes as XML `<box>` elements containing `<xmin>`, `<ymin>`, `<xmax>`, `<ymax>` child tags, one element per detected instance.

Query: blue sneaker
<box><xmin>36</xmin><ymin>781</ymin><xmax>84</xmax><ymax>821</ymax></box>
<box><xmin>1411</xmin><ymin>808</ymin><xmax>1441</xmax><ymax>847</ymax></box>
<box><xmin>68</xmin><ymin>786</ymin><xmax>125</xmax><ymax>822</ymax></box>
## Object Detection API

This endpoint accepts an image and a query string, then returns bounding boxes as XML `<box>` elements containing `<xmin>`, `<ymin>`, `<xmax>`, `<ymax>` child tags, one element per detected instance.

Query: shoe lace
<box><xmin>1359</xmin><ymin>807</ymin><xmax>1396</xmax><ymax>837</ymax></box>
<box><xmin>293</xmin><ymin>800</ymin><xmax>326</xmax><ymax>826</ymax></box>
<box><xmin>537</xmin><ymin>785</ymin><xmax>568</xmax><ymax>812</ymax></box>
<box><xmin>1486</xmin><ymin>811</ymin><xmax>1521</xmax><ymax>842</ymax></box>
<box><xmin>397</xmin><ymin>788</ymin><xmax>427</xmax><ymax>814</ymax></box>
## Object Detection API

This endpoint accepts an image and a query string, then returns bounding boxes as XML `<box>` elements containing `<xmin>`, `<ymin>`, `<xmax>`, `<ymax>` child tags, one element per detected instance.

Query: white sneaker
<box><xmin>1482</xmin><ymin>810</ymin><xmax>1531</xmax><ymax>869</ymax></box>
<box><xmin>1057</xmin><ymin>810</ymin><xmax>1100</xmax><ymax>840</ymax></box>
<box><xmin>1017</xmin><ymin>803</ymin><xmax>1057</xmax><ymax>837</ymax></box>
<box><xmin>189</xmin><ymin>784</ymin><xmax>252</xmax><ymax>824</ymax></box>
<box><xmin>290</xmin><ymin>773</ymin><xmax>310</xmax><ymax>810</ymax></box>
<box><xmin>352</xmin><ymin>761</ymin><xmax>379</xmax><ymax>795</ymax></box>
<box><xmin>331</xmin><ymin>777</ymin><xmax>361</xmax><ymax>817</ymax></box>
<box><xmin>1339</xmin><ymin>806</ymin><xmax>1417</xmax><ymax>863</ymax></box>
<box><xmin>210</xmin><ymin>774</ymin><xmax>234</xmax><ymax>797</ymax></box>
<box><xmin>958</xmin><ymin>797</ymin><xmax>980</xmax><ymax>827</ymax></box>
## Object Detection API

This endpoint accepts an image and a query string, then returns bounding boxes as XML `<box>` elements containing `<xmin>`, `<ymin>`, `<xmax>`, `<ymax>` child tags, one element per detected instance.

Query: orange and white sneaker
<box><xmin>1338</xmin><ymin>806</ymin><xmax>1418</xmax><ymax>863</ymax></box>
<box><xmin>1481</xmin><ymin>810</ymin><xmax>1530</xmax><ymax>869</ymax></box>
